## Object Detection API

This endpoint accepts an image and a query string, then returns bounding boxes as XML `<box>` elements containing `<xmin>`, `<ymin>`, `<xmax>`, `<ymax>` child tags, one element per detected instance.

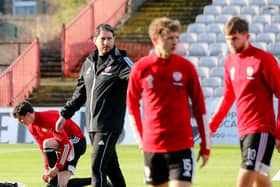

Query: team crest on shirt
<box><xmin>230</xmin><ymin>67</ymin><xmax>235</xmax><ymax>81</ymax></box>
<box><xmin>42</xmin><ymin>128</ymin><xmax>48</xmax><ymax>133</ymax></box>
<box><xmin>173</xmin><ymin>72</ymin><xmax>183</xmax><ymax>86</ymax></box>
<box><xmin>246</xmin><ymin>66</ymin><xmax>255</xmax><ymax>80</ymax></box>
<box><xmin>101</xmin><ymin>66</ymin><xmax>112</xmax><ymax>76</ymax></box>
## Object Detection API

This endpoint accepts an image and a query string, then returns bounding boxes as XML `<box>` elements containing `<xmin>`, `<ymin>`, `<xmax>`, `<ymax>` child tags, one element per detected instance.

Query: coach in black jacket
<box><xmin>56</xmin><ymin>24</ymin><xmax>132</xmax><ymax>187</ymax></box>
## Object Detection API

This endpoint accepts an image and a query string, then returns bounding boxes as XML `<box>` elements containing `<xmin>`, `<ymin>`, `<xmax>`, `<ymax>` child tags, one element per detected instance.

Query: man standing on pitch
<box><xmin>127</xmin><ymin>17</ymin><xmax>211</xmax><ymax>187</ymax></box>
<box><xmin>209</xmin><ymin>17</ymin><xmax>280</xmax><ymax>187</ymax></box>
<box><xmin>56</xmin><ymin>24</ymin><xmax>132</xmax><ymax>187</ymax></box>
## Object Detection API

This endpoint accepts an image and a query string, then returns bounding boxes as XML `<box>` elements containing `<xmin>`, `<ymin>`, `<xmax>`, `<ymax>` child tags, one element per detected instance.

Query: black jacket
<box><xmin>61</xmin><ymin>47</ymin><xmax>133</xmax><ymax>133</ymax></box>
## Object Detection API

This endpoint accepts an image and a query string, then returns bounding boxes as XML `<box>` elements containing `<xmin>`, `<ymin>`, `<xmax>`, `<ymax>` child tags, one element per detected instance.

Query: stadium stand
<box><xmin>177</xmin><ymin>0</ymin><xmax>280</xmax><ymax>99</ymax></box>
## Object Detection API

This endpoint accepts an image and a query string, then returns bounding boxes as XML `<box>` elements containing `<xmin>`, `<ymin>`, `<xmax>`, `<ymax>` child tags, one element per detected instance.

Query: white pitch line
<box><xmin>0</xmin><ymin>148</ymin><xmax>38</xmax><ymax>154</ymax></box>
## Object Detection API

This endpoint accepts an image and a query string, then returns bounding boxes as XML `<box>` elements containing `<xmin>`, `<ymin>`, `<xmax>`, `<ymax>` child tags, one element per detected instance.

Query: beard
<box><xmin>230</xmin><ymin>42</ymin><xmax>247</xmax><ymax>54</ymax></box>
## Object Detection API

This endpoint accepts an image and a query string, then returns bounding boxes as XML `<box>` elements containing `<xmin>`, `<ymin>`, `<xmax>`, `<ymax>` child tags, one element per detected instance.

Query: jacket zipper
<box><xmin>89</xmin><ymin>63</ymin><xmax>96</xmax><ymax>131</ymax></box>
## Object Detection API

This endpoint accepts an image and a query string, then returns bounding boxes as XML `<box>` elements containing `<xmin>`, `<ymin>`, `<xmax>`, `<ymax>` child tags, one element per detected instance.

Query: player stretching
<box><xmin>13</xmin><ymin>100</ymin><xmax>91</xmax><ymax>187</ymax></box>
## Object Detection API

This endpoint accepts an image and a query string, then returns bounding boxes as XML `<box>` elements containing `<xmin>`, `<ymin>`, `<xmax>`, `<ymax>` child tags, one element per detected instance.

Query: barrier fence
<box><xmin>62</xmin><ymin>0</ymin><xmax>128</xmax><ymax>77</ymax></box>
<box><xmin>0</xmin><ymin>38</ymin><xmax>40</xmax><ymax>106</ymax></box>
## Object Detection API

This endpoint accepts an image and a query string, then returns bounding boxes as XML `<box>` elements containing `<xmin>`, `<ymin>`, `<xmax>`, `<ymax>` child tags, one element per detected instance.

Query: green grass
<box><xmin>1</xmin><ymin>144</ymin><xmax>280</xmax><ymax>187</ymax></box>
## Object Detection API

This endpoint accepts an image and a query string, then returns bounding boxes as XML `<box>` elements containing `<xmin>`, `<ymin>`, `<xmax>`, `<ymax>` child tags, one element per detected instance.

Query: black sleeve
<box><xmin>119</xmin><ymin>56</ymin><xmax>133</xmax><ymax>80</ymax></box>
<box><xmin>60</xmin><ymin>64</ymin><xmax>87</xmax><ymax>119</ymax></box>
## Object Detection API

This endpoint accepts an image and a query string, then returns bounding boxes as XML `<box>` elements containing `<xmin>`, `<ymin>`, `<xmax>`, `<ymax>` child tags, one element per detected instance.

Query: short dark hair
<box><xmin>224</xmin><ymin>16</ymin><xmax>248</xmax><ymax>35</ymax></box>
<box><xmin>13</xmin><ymin>100</ymin><xmax>34</xmax><ymax>118</ymax></box>
<box><xmin>94</xmin><ymin>24</ymin><xmax>114</xmax><ymax>37</ymax></box>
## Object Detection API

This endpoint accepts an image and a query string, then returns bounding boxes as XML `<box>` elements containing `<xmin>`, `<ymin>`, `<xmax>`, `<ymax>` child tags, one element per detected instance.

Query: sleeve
<box><xmin>119</xmin><ymin>55</ymin><xmax>133</xmax><ymax>80</ymax></box>
<box><xmin>126</xmin><ymin>65</ymin><xmax>143</xmax><ymax>147</ymax></box>
<box><xmin>29</xmin><ymin>126</ymin><xmax>49</xmax><ymax>170</ymax></box>
<box><xmin>60</xmin><ymin>62</ymin><xmax>87</xmax><ymax>119</ymax></box>
<box><xmin>209</xmin><ymin>58</ymin><xmax>235</xmax><ymax>133</ymax></box>
<box><xmin>261</xmin><ymin>53</ymin><xmax>280</xmax><ymax>139</ymax></box>
<box><xmin>187</xmin><ymin>64</ymin><xmax>211</xmax><ymax>155</ymax></box>
<box><xmin>53</xmin><ymin>131</ymin><xmax>72</xmax><ymax>170</ymax></box>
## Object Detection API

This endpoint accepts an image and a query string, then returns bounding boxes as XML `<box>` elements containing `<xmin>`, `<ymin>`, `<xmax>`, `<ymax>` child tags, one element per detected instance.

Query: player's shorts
<box><xmin>143</xmin><ymin>148</ymin><xmax>195</xmax><ymax>185</ymax></box>
<box><xmin>63</xmin><ymin>137</ymin><xmax>86</xmax><ymax>174</ymax></box>
<box><xmin>240</xmin><ymin>133</ymin><xmax>275</xmax><ymax>176</ymax></box>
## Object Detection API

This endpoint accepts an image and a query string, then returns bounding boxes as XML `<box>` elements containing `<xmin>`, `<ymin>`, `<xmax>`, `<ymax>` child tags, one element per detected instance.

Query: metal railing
<box><xmin>0</xmin><ymin>38</ymin><xmax>40</xmax><ymax>106</ymax></box>
<box><xmin>62</xmin><ymin>0</ymin><xmax>128</xmax><ymax>77</ymax></box>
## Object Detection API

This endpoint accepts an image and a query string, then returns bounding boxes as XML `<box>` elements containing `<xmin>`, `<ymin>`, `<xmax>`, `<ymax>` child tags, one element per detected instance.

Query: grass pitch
<box><xmin>0</xmin><ymin>144</ymin><xmax>280</xmax><ymax>187</ymax></box>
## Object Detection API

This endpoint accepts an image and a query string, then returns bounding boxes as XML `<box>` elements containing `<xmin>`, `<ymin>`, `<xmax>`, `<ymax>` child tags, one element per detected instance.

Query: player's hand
<box><xmin>56</xmin><ymin>116</ymin><xmax>66</xmax><ymax>132</ymax></box>
<box><xmin>196</xmin><ymin>153</ymin><xmax>209</xmax><ymax>168</ymax></box>
<box><xmin>276</xmin><ymin>139</ymin><xmax>280</xmax><ymax>153</ymax></box>
<box><xmin>42</xmin><ymin>173</ymin><xmax>49</xmax><ymax>183</ymax></box>
<box><xmin>47</xmin><ymin>167</ymin><xmax>59</xmax><ymax>178</ymax></box>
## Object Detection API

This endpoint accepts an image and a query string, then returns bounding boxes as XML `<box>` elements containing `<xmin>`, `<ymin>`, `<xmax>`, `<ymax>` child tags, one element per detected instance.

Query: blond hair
<box><xmin>149</xmin><ymin>17</ymin><xmax>181</xmax><ymax>39</ymax></box>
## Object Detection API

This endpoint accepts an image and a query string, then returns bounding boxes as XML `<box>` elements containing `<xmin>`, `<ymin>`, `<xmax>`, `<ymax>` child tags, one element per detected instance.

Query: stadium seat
<box><xmin>249</xmin><ymin>33</ymin><xmax>256</xmax><ymax>42</ymax></box>
<box><xmin>203</xmin><ymin>87</ymin><xmax>214</xmax><ymax>98</ymax></box>
<box><xmin>188</xmin><ymin>43</ymin><xmax>209</xmax><ymax>56</ymax></box>
<box><xmin>260</xmin><ymin>6</ymin><xmax>279</xmax><ymax>14</ymax></box>
<box><xmin>231</xmin><ymin>0</ymin><xmax>249</xmax><ymax>6</ymax></box>
<box><xmin>187</xmin><ymin>23</ymin><xmax>206</xmax><ymax>33</ymax></box>
<box><xmin>268</xmin><ymin>42</ymin><xmax>280</xmax><ymax>56</ymax></box>
<box><xmin>195</xmin><ymin>15</ymin><xmax>215</xmax><ymax>24</ymax></box>
<box><xmin>199</xmin><ymin>56</ymin><xmax>218</xmax><ymax>68</ymax></box>
<box><xmin>249</xmin><ymin>23</ymin><xmax>264</xmax><ymax>34</ymax></box>
<box><xmin>213</xmin><ymin>0</ymin><xmax>230</xmax><ymax>5</ymax></box>
<box><xmin>216</xmin><ymin>14</ymin><xmax>233</xmax><ymax>23</ymax></box>
<box><xmin>264</xmin><ymin>23</ymin><xmax>280</xmax><ymax>33</ymax></box>
<box><xmin>196</xmin><ymin>67</ymin><xmax>210</xmax><ymax>79</ymax></box>
<box><xmin>176</xmin><ymin>43</ymin><xmax>189</xmax><ymax>56</ymax></box>
<box><xmin>217</xmin><ymin>56</ymin><xmax>226</xmax><ymax>66</ymax></box>
<box><xmin>240</xmin><ymin>6</ymin><xmax>260</xmax><ymax>15</ymax></box>
<box><xmin>253</xmin><ymin>14</ymin><xmax>271</xmax><ymax>24</ymax></box>
<box><xmin>211</xmin><ymin>67</ymin><xmax>225</xmax><ymax>78</ymax></box>
<box><xmin>203</xmin><ymin>5</ymin><xmax>223</xmax><ymax>15</ymax></box>
<box><xmin>251</xmin><ymin>0</ymin><xmax>268</xmax><ymax>5</ymax></box>
<box><xmin>251</xmin><ymin>42</ymin><xmax>267</xmax><ymax>50</ymax></box>
<box><xmin>202</xmin><ymin>77</ymin><xmax>223</xmax><ymax>88</ymax></box>
<box><xmin>272</xmin><ymin>15</ymin><xmax>280</xmax><ymax>23</ymax></box>
<box><xmin>214</xmin><ymin>87</ymin><xmax>224</xmax><ymax>97</ymax></box>
<box><xmin>206</xmin><ymin>23</ymin><xmax>224</xmax><ymax>33</ymax></box>
<box><xmin>180</xmin><ymin>32</ymin><xmax>197</xmax><ymax>43</ymax></box>
<box><xmin>197</xmin><ymin>33</ymin><xmax>217</xmax><ymax>43</ymax></box>
<box><xmin>186</xmin><ymin>56</ymin><xmax>199</xmax><ymax>66</ymax></box>
<box><xmin>222</xmin><ymin>6</ymin><xmax>241</xmax><ymax>15</ymax></box>
<box><xmin>269</xmin><ymin>0</ymin><xmax>280</xmax><ymax>5</ymax></box>
<box><xmin>240</xmin><ymin>14</ymin><xmax>252</xmax><ymax>23</ymax></box>
<box><xmin>209</xmin><ymin>43</ymin><xmax>228</xmax><ymax>56</ymax></box>
<box><xmin>217</xmin><ymin>33</ymin><xmax>226</xmax><ymax>42</ymax></box>
<box><xmin>276</xmin><ymin>33</ymin><xmax>280</xmax><ymax>41</ymax></box>
<box><xmin>256</xmin><ymin>32</ymin><xmax>276</xmax><ymax>44</ymax></box>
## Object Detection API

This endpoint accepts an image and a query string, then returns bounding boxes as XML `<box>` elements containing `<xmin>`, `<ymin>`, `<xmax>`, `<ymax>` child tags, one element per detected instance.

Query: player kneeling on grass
<box><xmin>13</xmin><ymin>100</ymin><xmax>91</xmax><ymax>187</ymax></box>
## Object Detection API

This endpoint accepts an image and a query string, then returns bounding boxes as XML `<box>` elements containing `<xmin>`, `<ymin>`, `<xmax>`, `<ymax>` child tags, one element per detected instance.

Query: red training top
<box><xmin>127</xmin><ymin>53</ymin><xmax>211</xmax><ymax>155</ymax></box>
<box><xmin>28</xmin><ymin>111</ymin><xmax>85</xmax><ymax>170</ymax></box>
<box><xmin>209</xmin><ymin>44</ymin><xmax>280</xmax><ymax>139</ymax></box>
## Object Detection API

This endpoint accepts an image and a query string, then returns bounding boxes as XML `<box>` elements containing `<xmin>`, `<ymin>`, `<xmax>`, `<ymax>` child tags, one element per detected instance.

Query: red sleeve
<box><xmin>126</xmin><ymin>65</ymin><xmax>143</xmax><ymax>146</ymax></box>
<box><xmin>187</xmin><ymin>64</ymin><xmax>211</xmax><ymax>155</ymax></box>
<box><xmin>261</xmin><ymin>53</ymin><xmax>280</xmax><ymax>139</ymax></box>
<box><xmin>53</xmin><ymin>131</ymin><xmax>72</xmax><ymax>170</ymax></box>
<box><xmin>28</xmin><ymin>126</ymin><xmax>49</xmax><ymax>170</ymax></box>
<box><xmin>209</xmin><ymin>58</ymin><xmax>235</xmax><ymax>133</ymax></box>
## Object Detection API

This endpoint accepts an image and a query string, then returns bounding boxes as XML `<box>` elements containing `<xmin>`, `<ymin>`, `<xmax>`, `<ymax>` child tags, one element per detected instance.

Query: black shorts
<box><xmin>143</xmin><ymin>148</ymin><xmax>195</xmax><ymax>185</ymax></box>
<box><xmin>240</xmin><ymin>133</ymin><xmax>275</xmax><ymax>176</ymax></box>
<box><xmin>63</xmin><ymin>137</ymin><xmax>86</xmax><ymax>174</ymax></box>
